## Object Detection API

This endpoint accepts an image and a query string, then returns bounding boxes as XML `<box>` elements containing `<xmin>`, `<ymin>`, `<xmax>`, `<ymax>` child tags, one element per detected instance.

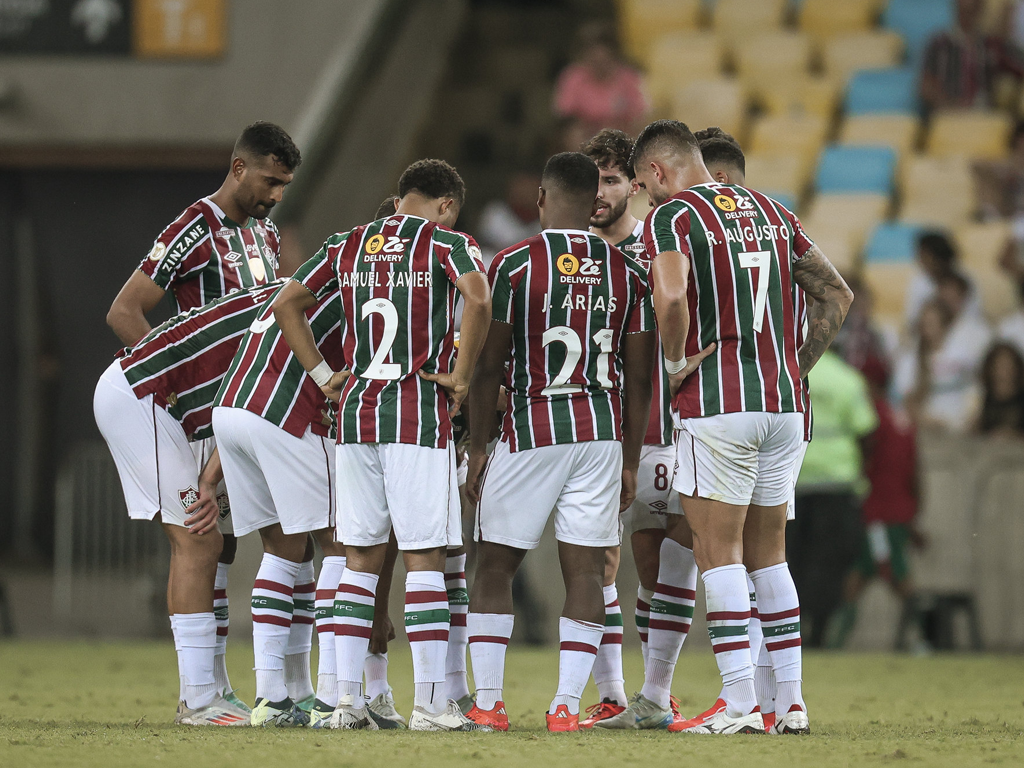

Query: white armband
<box><xmin>309</xmin><ymin>360</ymin><xmax>334</xmax><ymax>387</ymax></box>
<box><xmin>664</xmin><ymin>356</ymin><xmax>687</xmax><ymax>375</ymax></box>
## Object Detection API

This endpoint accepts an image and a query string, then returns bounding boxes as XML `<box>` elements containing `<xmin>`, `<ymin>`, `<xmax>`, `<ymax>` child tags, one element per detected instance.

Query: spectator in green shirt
<box><xmin>787</xmin><ymin>350</ymin><xmax>879</xmax><ymax>647</ymax></box>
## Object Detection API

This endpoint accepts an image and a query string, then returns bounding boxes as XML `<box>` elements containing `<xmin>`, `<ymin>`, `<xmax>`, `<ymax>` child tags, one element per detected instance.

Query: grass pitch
<box><xmin>1</xmin><ymin>642</ymin><xmax>1022</xmax><ymax>767</ymax></box>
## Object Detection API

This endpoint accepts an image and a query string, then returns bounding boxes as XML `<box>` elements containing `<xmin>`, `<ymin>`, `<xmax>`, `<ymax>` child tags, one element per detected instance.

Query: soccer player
<box><xmin>462</xmin><ymin>152</ymin><xmax>657</xmax><ymax>733</ymax></box>
<box><xmin>105</xmin><ymin>121</ymin><xmax>302</xmax><ymax>710</ymax></box>
<box><xmin>93</xmin><ymin>281</ymin><xmax>286</xmax><ymax>726</ymax></box>
<box><xmin>273</xmin><ymin>159</ymin><xmax>492</xmax><ymax>731</ymax></box>
<box><xmin>631</xmin><ymin>120</ymin><xmax>852</xmax><ymax>735</ymax></box>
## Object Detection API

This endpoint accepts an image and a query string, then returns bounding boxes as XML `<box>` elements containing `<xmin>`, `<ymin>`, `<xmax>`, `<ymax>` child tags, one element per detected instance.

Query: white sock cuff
<box><xmin>175</xmin><ymin>612</ymin><xmax>217</xmax><ymax>647</ymax></box>
<box><xmin>322</xmin><ymin>555</ymin><xmax>347</xmax><ymax>570</ymax></box>
<box><xmin>342</xmin><ymin>568</ymin><xmax>380</xmax><ymax>595</ymax></box>
<box><xmin>701</xmin><ymin>562</ymin><xmax>747</xmax><ymax>586</ymax></box>
<box><xmin>559</xmin><ymin>616</ymin><xmax>603</xmax><ymax>645</ymax></box>
<box><xmin>259</xmin><ymin>552</ymin><xmax>302</xmax><ymax>578</ymax></box>
<box><xmin>296</xmin><ymin>560</ymin><xmax>316</xmax><ymax>583</ymax></box>
<box><xmin>445</xmin><ymin>553</ymin><xmax>467</xmax><ymax>572</ymax></box>
<box><xmin>602</xmin><ymin>583</ymin><xmax>618</xmax><ymax>606</ymax></box>
<box><xmin>749</xmin><ymin>562</ymin><xmax>789</xmax><ymax>580</ymax></box>
<box><xmin>215</xmin><ymin>562</ymin><xmax>229</xmax><ymax>588</ymax></box>
<box><xmin>467</xmin><ymin>612</ymin><xmax>514</xmax><ymax>639</ymax></box>
<box><xmin>637</xmin><ymin>585</ymin><xmax>655</xmax><ymax>603</ymax></box>
<box><xmin>659</xmin><ymin>538</ymin><xmax>694</xmax><ymax>572</ymax></box>
<box><xmin>405</xmin><ymin>570</ymin><xmax>445</xmax><ymax>591</ymax></box>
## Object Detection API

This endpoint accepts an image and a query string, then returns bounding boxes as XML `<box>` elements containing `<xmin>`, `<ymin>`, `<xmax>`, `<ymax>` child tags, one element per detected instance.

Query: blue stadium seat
<box><xmin>864</xmin><ymin>222</ymin><xmax>922</xmax><ymax>263</ymax></box>
<box><xmin>815</xmin><ymin>145</ymin><xmax>897</xmax><ymax>194</ymax></box>
<box><xmin>845</xmin><ymin>68</ymin><xmax>918</xmax><ymax>115</ymax></box>
<box><xmin>883</xmin><ymin>0</ymin><xmax>955</xmax><ymax>62</ymax></box>
<box><xmin>765</xmin><ymin>191</ymin><xmax>798</xmax><ymax>212</ymax></box>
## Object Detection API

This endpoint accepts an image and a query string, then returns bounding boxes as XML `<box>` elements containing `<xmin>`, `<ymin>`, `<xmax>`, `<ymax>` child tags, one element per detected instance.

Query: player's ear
<box><xmin>714</xmin><ymin>169</ymin><xmax>730</xmax><ymax>184</ymax></box>
<box><xmin>537</xmin><ymin>186</ymin><xmax>546</xmax><ymax>211</ymax></box>
<box><xmin>628</xmin><ymin>178</ymin><xmax>639</xmax><ymax>198</ymax></box>
<box><xmin>231</xmin><ymin>155</ymin><xmax>246</xmax><ymax>180</ymax></box>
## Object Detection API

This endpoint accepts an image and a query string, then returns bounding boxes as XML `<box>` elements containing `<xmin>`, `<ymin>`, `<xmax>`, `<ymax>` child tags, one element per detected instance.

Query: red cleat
<box><xmin>579</xmin><ymin>699</ymin><xmax>626</xmax><ymax>729</ymax></box>
<box><xmin>762</xmin><ymin>711</ymin><xmax>776</xmax><ymax>732</ymax></box>
<box><xmin>669</xmin><ymin>696</ymin><xmax>685</xmax><ymax>725</ymax></box>
<box><xmin>466</xmin><ymin>702</ymin><xmax>509</xmax><ymax>732</ymax></box>
<box><xmin>667</xmin><ymin>697</ymin><xmax>727</xmax><ymax>733</ymax></box>
<box><xmin>546</xmin><ymin>704</ymin><xmax>579</xmax><ymax>732</ymax></box>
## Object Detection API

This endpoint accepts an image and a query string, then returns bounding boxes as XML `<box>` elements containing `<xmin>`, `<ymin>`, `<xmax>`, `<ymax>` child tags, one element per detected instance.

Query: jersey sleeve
<box><xmin>780</xmin><ymin>206</ymin><xmax>815</xmax><ymax>261</ymax></box>
<box><xmin>488</xmin><ymin>250</ymin><xmax>515</xmax><ymax>324</ymax></box>
<box><xmin>293</xmin><ymin>237</ymin><xmax>342</xmax><ymax>302</ymax></box>
<box><xmin>436</xmin><ymin>231</ymin><xmax>485</xmax><ymax>286</ymax></box>
<box><xmin>643</xmin><ymin>202</ymin><xmax>691</xmax><ymax>261</ymax></box>
<box><xmin>138</xmin><ymin>208</ymin><xmax>213</xmax><ymax>290</ymax></box>
<box><xmin>625</xmin><ymin>260</ymin><xmax>656</xmax><ymax>334</ymax></box>
<box><xmin>264</xmin><ymin>220</ymin><xmax>282</xmax><ymax>272</ymax></box>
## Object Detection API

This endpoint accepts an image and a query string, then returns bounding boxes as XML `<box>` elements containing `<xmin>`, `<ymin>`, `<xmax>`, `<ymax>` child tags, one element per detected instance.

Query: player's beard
<box><xmin>590</xmin><ymin>195</ymin><xmax>629</xmax><ymax>229</ymax></box>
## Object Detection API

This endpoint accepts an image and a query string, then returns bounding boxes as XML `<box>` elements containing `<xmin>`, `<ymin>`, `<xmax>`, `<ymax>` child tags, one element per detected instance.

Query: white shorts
<box><xmin>786</xmin><ymin>441</ymin><xmax>809</xmax><ymax>521</ymax></box>
<box><xmin>335</xmin><ymin>442</ymin><xmax>461</xmax><ymax>550</ymax></box>
<box><xmin>674</xmin><ymin>412</ymin><xmax>804</xmax><ymax>507</ymax></box>
<box><xmin>213</xmin><ymin>407</ymin><xmax>335</xmax><ymax>537</ymax></box>
<box><xmin>621</xmin><ymin>443</ymin><xmax>677</xmax><ymax>536</ymax></box>
<box><xmin>93</xmin><ymin>361</ymin><xmax>233</xmax><ymax>532</ymax></box>
<box><xmin>476</xmin><ymin>440</ymin><xmax>622</xmax><ymax>550</ymax></box>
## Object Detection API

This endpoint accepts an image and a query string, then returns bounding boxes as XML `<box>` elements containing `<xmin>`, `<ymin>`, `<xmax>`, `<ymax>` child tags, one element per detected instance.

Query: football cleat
<box><xmin>250</xmin><ymin>697</ymin><xmax>311</xmax><ymax>727</ymax></box>
<box><xmin>455</xmin><ymin>692</ymin><xmax>477</xmax><ymax>715</ymax></box>
<box><xmin>223</xmin><ymin>690</ymin><xmax>252</xmax><ymax>714</ymax></box>
<box><xmin>762</xmin><ymin>711</ymin><xmax>776</xmax><ymax>732</ymax></box>
<box><xmin>308</xmin><ymin>699</ymin><xmax>335</xmax><ymax>729</ymax></box>
<box><xmin>329</xmin><ymin>695</ymin><xmax>379</xmax><ymax>730</ymax></box>
<box><xmin>545</xmin><ymin>704</ymin><xmax>579</xmax><ymax>732</ymax></box>
<box><xmin>593</xmin><ymin>693</ymin><xmax>672</xmax><ymax>730</ymax></box>
<box><xmin>466</xmin><ymin>701</ymin><xmax>509</xmax><ymax>732</ymax></box>
<box><xmin>579</xmin><ymin>699</ymin><xmax>626</xmax><ymax>729</ymax></box>
<box><xmin>295</xmin><ymin>695</ymin><xmax>317</xmax><ymax>714</ymax></box>
<box><xmin>174</xmin><ymin>696</ymin><xmax>249</xmax><ymax>727</ymax></box>
<box><xmin>409</xmin><ymin>699</ymin><xmax>493</xmax><ymax>731</ymax></box>
<box><xmin>667</xmin><ymin>697</ymin><xmax>727</xmax><ymax>732</ymax></box>
<box><xmin>367</xmin><ymin>689</ymin><xmax>407</xmax><ymax>729</ymax></box>
<box><xmin>770</xmin><ymin>706</ymin><xmax>809</xmax><ymax>735</ymax></box>
<box><xmin>670</xmin><ymin>696</ymin><xmax>685</xmax><ymax>725</ymax></box>
<box><xmin>678</xmin><ymin>707</ymin><xmax>764</xmax><ymax>735</ymax></box>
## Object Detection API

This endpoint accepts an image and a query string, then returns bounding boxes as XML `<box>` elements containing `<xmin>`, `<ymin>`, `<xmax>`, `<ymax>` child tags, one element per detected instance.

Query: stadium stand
<box><xmin>926</xmin><ymin>110</ymin><xmax>1014</xmax><ymax>160</ymax></box>
<box><xmin>845</xmin><ymin>68</ymin><xmax>919</xmax><ymax>115</ymax></box>
<box><xmin>619</xmin><ymin>0</ymin><xmax>702</xmax><ymax>65</ymax></box>
<box><xmin>798</xmin><ymin>0</ymin><xmax>884</xmax><ymax>41</ymax></box>
<box><xmin>815</xmin><ymin>145</ymin><xmax>897</xmax><ymax>195</ymax></box>
<box><xmin>882</xmin><ymin>0</ymin><xmax>956</xmax><ymax>61</ymax></box>
<box><xmin>899</xmin><ymin>155</ymin><xmax>976</xmax><ymax>226</ymax></box>
<box><xmin>646</xmin><ymin>33</ymin><xmax>724</xmax><ymax>113</ymax></box>
<box><xmin>822</xmin><ymin>31</ymin><xmax>905</xmax><ymax>81</ymax></box>
<box><xmin>670</xmin><ymin>77</ymin><xmax>747</xmax><ymax>140</ymax></box>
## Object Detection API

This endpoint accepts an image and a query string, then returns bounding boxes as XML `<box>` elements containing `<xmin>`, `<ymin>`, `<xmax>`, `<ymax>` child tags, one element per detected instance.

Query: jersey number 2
<box><xmin>361</xmin><ymin>298</ymin><xmax>402</xmax><ymax>380</ymax></box>
<box><xmin>738</xmin><ymin>251</ymin><xmax>770</xmax><ymax>333</ymax></box>
<box><xmin>541</xmin><ymin>326</ymin><xmax>614</xmax><ymax>395</ymax></box>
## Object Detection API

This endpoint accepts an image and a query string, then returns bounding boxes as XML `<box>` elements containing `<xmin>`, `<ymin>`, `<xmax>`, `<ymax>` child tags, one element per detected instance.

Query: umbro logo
<box><xmin>570</xmin><ymin>237</ymin><xmax>586</xmax><ymax>243</ymax></box>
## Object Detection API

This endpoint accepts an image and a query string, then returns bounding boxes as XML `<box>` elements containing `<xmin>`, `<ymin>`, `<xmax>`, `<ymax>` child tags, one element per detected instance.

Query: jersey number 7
<box><xmin>738</xmin><ymin>251</ymin><xmax>770</xmax><ymax>333</ymax></box>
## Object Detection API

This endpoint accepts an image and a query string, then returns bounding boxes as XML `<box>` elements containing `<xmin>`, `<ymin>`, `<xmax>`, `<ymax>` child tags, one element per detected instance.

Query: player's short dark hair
<box><xmin>542</xmin><ymin>152</ymin><xmax>600</xmax><ymax>198</ymax></box>
<box><xmin>581</xmin><ymin>129</ymin><xmax>636</xmax><ymax>179</ymax></box>
<box><xmin>375</xmin><ymin>196</ymin><xmax>399</xmax><ymax>219</ymax></box>
<box><xmin>398</xmin><ymin>159</ymin><xmax>466</xmax><ymax>209</ymax></box>
<box><xmin>695</xmin><ymin>126</ymin><xmax>745</xmax><ymax>175</ymax></box>
<box><xmin>918</xmin><ymin>231</ymin><xmax>957</xmax><ymax>267</ymax></box>
<box><xmin>234</xmin><ymin>121</ymin><xmax>301</xmax><ymax>171</ymax></box>
<box><xmin>630</xmin><ymin>119</ymin><xmax>701</xmax><ymax>174</ymax></box>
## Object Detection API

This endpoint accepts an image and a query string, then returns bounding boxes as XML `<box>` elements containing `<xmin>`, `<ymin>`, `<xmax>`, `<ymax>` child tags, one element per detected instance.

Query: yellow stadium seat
<box><xmin>713</xmin><ymin>0</ymin><xmax>786</xmax><ymax>51</ymax></box>
<box><xmin>801</xmin><ymin>193</ymin><xmax>891</xmax><ymax>252</ymax></box>
<box><xmin>926</xmin><ymin>110</ymin><xmax>1012</xmax><ymax>160</ymax></box>
<box><xmin>799</xmin><ymin>0</ymin><xmax>879</xmax><ymax>41</ymax></box>
<box><xmin>734</xmin><ymin>32</ymin><xmax>813</xmax><ymax>83</ymax></box>
<box><xmin>807</xmin><ymin>230</ymin><xmax>858</xmax><ymax>276</ymax></box>
<box><xmin>953</xmin><ymin>221</ymin><xmax>1013</xmax><ymax>270</ymax></box>
<box><xmin>646</xmin><ymin>33</ymin><xmax>725</xmax><ymax>112</ymax></box>
<box><xmin>750</xmin><ymin>113</ymin><xmax>828</xmax><ymax>182</ymax></box>
<box><xmin>757</xmin><ymin>75</ymin><xmax>841</xmax><ymax>119</ymax></box>
<box><xmin>839</xmin><ymin>114</ymin><xmax>920</xmax><ymax>160</ymax></box>
<box><xmin>744</xmin><ymin>153</ymin><xmax>806</xmax><ymax>201</ymax></box>
<box><xmin>619</xmin><ymin>0</ymin><xmax>703</xmax><ymax>63</ymax></box>
<box><xmin>629</xmin><ymin>190</ymin><xmax>654</xmax><ymax>222</ymax></box>
<box><xmin>863</xmin><ymin>263</ymin><xmax>915</xmax><ymax>324</ymax></box>
<box><xmin>670</xmin><ymin>78</ymin><xmax>748</xmax><ymax>142</ymax></box>
<box><xmin>899</xmin><ymin>155</ymin><xmax>975</xmax><ymax>227</ymax></box>
<box><xmin>821</xmin><ymin>31</ymin><xmax>904</xmax><ymax>82</ymax></box>
<box><xmin>969</xmin><ymin>265</ymin><xmax>1019</xmax><ymax>321</ymax></box>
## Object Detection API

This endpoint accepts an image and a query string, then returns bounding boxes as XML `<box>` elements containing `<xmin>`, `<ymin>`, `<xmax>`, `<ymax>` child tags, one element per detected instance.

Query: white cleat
<box><xmin>770</xmin><ymin>708</ymin><xmax>810</xmax><ymax>735</ymax></box>
<box><xmin>593</xmin><ymin>693</ymin><xmax>673</xmax><ymax>730</ymax></box>
<box><xmin>329</xmin><ymin>695</ymin><xmax>379</xmax><ymax>730</ymax></box>
<box><xmin>408</xmin><ymin>699</ymin><xmax>493</xmax><ymax>732</ymax></box>
<box><xmin>681</xmin><ymin>708</ymin><xmax>765</xmax><ymax>735</ymax></box>
<box><xmin>174</xmin><ymin>696</ymin><xmax>250</xmax><ymax>726</ymax></box>
<box><xmin>367</xmin><ymin>689</ymin><xmax>407</xmax><ymax>729</ymax></box>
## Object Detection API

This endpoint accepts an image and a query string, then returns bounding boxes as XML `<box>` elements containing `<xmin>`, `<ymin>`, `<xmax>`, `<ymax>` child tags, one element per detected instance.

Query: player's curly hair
<box><xmin>630</xmin><ymin>120</ymin><xmax>700</xmax><ymax>173</ymax></box>
<box><xmin>695</xmin><ymin>126</ymin><xmax>745</xmax><ymax>176</ymax></box>
<box><xmin>235</xmin><ymin>121</ymin><xmax>302</xmax><ymax>171</ymax></box>
<box><xmin>398</xmin><ymin>159</ymin><xmax>466</xmax><ymax>208</ymax></box>
<box><xmin>581</xmin><ymin>128</ymin><xmax>636</xmax><ymax>179</ymax></box>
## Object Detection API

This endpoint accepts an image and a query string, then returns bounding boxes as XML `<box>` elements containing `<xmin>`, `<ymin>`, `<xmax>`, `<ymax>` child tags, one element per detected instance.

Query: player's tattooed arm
<box><xmin>792</xmin><ymin>244</ymin><xmax>854</xmax><ymax>377</ymax></box>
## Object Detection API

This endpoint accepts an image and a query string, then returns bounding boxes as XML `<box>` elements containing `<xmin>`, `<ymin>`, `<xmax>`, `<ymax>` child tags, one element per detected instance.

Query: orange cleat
<box><xmin>546</xmin><ymin>704</ymin><xmax>579</xmax><ymax>732</ymax></box>
<box><xmin>667</xmin><ymin>697</ymin><xmax>727</xmax><ymax>733</ymax></box>
<box><xmin>669</xmin><ymin>696</ymin><xmax>685</xmax><ymax>726</ymax></box>
<box><xmin>579</xmin><ymin>699</ymin><xmax>626</xmax><ymax>729</ymax></box>
<box><xmin>466</xmin><ymin>702</ymin><xmax>509</xmax><ymax>732</ymax></box>
<box><xmin>762</xmin><ymin>711</ymin><xmax>776</xmax><ymax>732</ymax></box>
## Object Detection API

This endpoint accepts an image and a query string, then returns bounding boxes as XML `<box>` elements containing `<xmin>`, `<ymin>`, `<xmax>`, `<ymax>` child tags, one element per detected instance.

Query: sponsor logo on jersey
<box><xmin>224</xmin><ymin>251</ymin><xmax>243</xmax><ymax>264</ymax></box>
<box><xmin>556</xmin><ymin>253</ymin><xmax>580</xmax><ymax>275</ymax></box>
<box><xmin>724</xmin><ymin>210</ymin><xmax>759</xmax><ymax>220</ymax></box>
<box><xmin>248</xmin><ymin>257</ymin><xmax>267</xmax><ymax>281</ymax></box>
<box><xmin>147</xmin><ymin>242</ymin><xmax>167</xmax><ymax>262</ymax></box>
<box><xmin>558</xmin><ymin>254</ymin><xmax>603</xmax><ymax>285</ymax></box>
<box><xmin>363</xmin><ymin>235</ymin><xmax>410</xmax><ymax>263</ymax></box>
<box><xmin>216</xmin><ymin>492</ymin><xmax>230</xmax><ymax>520</ymax></box>
<box><xmin>215</xmin><ymin>227</ymin><xmax>234</xmax><ymax>240</ymax></box>
<box><xmin>365</xmin><ymin>234</ymin><xmax>386</xmax><ymax>254</ymax></box>
<box><xmin>570</xmin><ymin>237</ymin><xmax>587</xmax><ymax>244</ymax></box>
<box><xmin>179</xmin><ymin>486</ymin><xmax>199</xmax><ymax>510</ymax></box>
<box><xmin>713</xmin><ymin>195</ymin><xmax>736</xmax><ymax>212</ymax></box>
<box><xmin>623</xmin><ymin>242</ymin><xmax>646</xmax><ymax>253</ymax></box>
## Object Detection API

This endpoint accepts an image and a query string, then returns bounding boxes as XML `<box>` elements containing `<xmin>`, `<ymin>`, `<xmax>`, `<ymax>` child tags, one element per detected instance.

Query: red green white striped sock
<box><xmin>551</xmin><ymin>617</ymin><xmax>603</xmax><ymax>716</ymax></box>
<box><xmin>252</xmin><ymin>554</ymin><xmax>300</xmax><ymax>702</ymax></box>
<box><xmin>334</xmin><ymin>569</ymin><xmax>378</xmax><ymax>704</ymax></box>
<box><xmin>405</xmin><ymin>571</ymin><xmax>450</xmax><ymax>715</ymax></box>
<box><xmin>636</xmin><ymin>586</ymin><xmax>654</xmax><ymax>666</ymax></box>
<box><xmin>285</xmin><ymin>560</ymin><xmax>316</xmax><ymax>702</ymax></box>
<box><xmin>641</xmin><ymin>539</ymin><xmax>697</xmax><ymax>708</ymax></box>
<box><xmin>750</xmin><ymin>562</ymin><xmax>804</xmax><ymax>714</ymax></box>
<box><xmin>444</xmin><ymin>553</ymin><xmax>470</xmax><ymax>701</ymax></box>
<box><xmin>314</xmin><ymin>556</ymin><xmax>345</xmax><ymax>706</ymax></box>
<box><xmin>703</xmin><ymin>563</ymin><xmax>756</xmax><ymax>717</ymax></box>
<box><xmin>592</xmin><ymin>584</ymin><xmax>627</xmax><ymax>707</ymax></box>
<box><xmin>468</xmin><ymin>612</ymin><xmax>514</xmax><ymax>711</ymax></box>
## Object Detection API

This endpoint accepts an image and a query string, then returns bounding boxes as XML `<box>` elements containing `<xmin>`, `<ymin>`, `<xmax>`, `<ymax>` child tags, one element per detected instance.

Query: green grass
<box><xmin>1</xmin><ymin>642</ymin><xmax>1022</xmax><ymax>767</ymax></box>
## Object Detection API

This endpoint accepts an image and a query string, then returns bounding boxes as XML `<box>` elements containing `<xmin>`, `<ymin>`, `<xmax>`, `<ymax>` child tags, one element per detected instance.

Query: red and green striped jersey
<box><xmin>490</xmin><ymin>229</ymin><xmax>655</xmax><ymax>452</ymax></box>
<box><xmin>214</xmin><ymin>276</ymin><xmax>345</xmax><ymax>439</ymax></box>
<box><xmin>295</xmin><ymin>214</ymin><xmax>485</xmax><ymax>449</ymax></box>
<box><xmin>118</xmin><ymin>282</ymin><xmax>284</xmax><ymax>441</ymax></box>
<box><xmin>644</xmin><ymin>183</ymin><xmax>811</xmax><ymax>420</ymax></box>
<box><xmin>615</xmin><ymin>220</ymin><xmax>673</xmax><ymax>446</ymax></box>
<box><xmin>138</xmin><ymin>197</ymin><xmax>280</xmax><ymax>313</ymax></box>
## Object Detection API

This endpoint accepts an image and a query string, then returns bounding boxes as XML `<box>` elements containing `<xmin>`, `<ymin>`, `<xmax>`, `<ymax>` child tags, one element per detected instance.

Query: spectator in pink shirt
<box><xmin>554</xmin><ymin>22</ymin><xmax>649</xmax><ymax>151</ymax></box>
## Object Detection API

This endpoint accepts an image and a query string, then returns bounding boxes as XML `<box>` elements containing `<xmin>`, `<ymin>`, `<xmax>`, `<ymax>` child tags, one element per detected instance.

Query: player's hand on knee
<box><xmin>619</xmin><ymin>467</ymin><xmax>638</xmax><ymax>512</ymax></box>
<box><xmin>417</xmin><ymin>369</ymin><xmax>469</xmax><ymax>417</ymax></box>
<box><xmin>184</xmin><ymin>482</ymin><xmax>220</xmax><ymax>535</ymax></box>
<box><xmin>320</xmin><ymin>370</ymin><xmax>351</xmax><ymax>403</ymax></box>
<box><xmin>465</xmin><ymin>452</ymin><xmax>488</xmax><ymax>505</ymax></box>
<box><xmin>668</xmin><ymin>342</ymin><xmax>717</xmax><ymax>395</ymax></box>
<box><xmin>369</xmin><ymin>612</ymin><xmax>395</xmax><ymax>655</ymax></box>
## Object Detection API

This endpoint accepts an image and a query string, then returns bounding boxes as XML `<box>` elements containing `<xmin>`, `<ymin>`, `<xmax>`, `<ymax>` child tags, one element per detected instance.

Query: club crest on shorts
<box><xmin>216</xmin><ymin>493</ymin><xmax>230</xmax><ymax>520</ymax></box>
<box><xmin>179</xmin><ymin>487</ymin><xmax>200</xmax><ymax>510</ymax></box>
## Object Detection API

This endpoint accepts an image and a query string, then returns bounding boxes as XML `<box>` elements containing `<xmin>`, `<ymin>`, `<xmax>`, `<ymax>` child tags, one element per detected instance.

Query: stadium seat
<box><xmin>808</xmin><ymin>230</ymin><xmax>859</xmax><ymax>276</ymax></box>
<box><xmin>865</xmin><ymin>221</ymin><xmax>921</xmax><ymax>263</ymax></box>
<box><xmin>619</xmin><ymin>0</ymin><xmax>703</xmax><ymax>64</ymax></box>
<box><xmin>883</xmin><ymin>0</ymin><xmax>956</xmax><ymax>62</ymax></box>
<box><xmin>750</xmin><ymin>113</ymin><xmax>829</xmax><ymax>183</ymax></box>
<box><xmin>712</xmin><ymin>0</ymin><xmax>786</xmax><ymax>52</ymax></box>
<box><xmin>799</xmin><ymin>0</ymin><xmax>880</xmax><ymax>41</ymax></box>
<box><xmin>801</xmin><ymin>192</ymin><xmax>891</xmax><ymax>252</ymax></box>
<box><xmin>757</xmin><ymin>76</ymin><xmax>842</xmax><ymax>119</ymax></box>
<box><xmin>839</xmin><ymin>113</ymin><xmax>920</xmax><ymax>161</ymax></box>
<box><xmin>969</xmin><ymin>265</ymin><xmax>1019</xmax><ymax>320</ymax></box>
<box><xmin>926</xmin><ymin>110</ymin><xmax>1012</xmax><ymax>160</ymax></box>
<box><xmin>845</xmin><ymin>67</ymin><xmax>919</xmax><ymax>115</ymax></box>
<box><xmin>815</xmin><ymin>145</ymin><xmax>897</xmax><ymax>195</ymax></box>
<box><xmin>953</xmin><ymin>221</ymin><xmax>1012</xmax><ymax>270</ymax></box>
<box><xmin>899</xmin><ymin>155</ymin><xmax>975</xmax><ymax>226</ymax></box>
<box><xmin>745</xmin><ymin>153</ymin><xmax>806</xmax><ymax>203</ymax></box>
<box><xmin>734</xmin><ymin>32</ymin><xmax>813</xmax><ymax>84</ymax></box>
<box><xmin>822</xmin><ymin>31</ymin><xmax>905</xmax><ymax>82</ymax></box>
<box><xmin>645</xmin><ymin>33</ymin><xmax>725</xmax><ymax>112</ymax></box>
<box><xmin>863</xmin><ymin>262</ymin><xmax>916</xmax><ymax>322</ymax></box>
<box><xmin>670</xmin><ymin>78</ymin><xmax>747</xmax><ymax>141</ymax></box>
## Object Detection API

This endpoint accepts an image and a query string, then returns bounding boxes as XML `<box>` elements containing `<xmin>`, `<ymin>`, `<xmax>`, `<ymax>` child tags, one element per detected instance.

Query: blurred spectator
<box><xmin>997</xmin><ymin>280</ymin><xmax>1024</xmax><ymax>355</ymax></box>
<box><xmin>977</xmin><ymin>342</ymin><xmax>1024</xmax><ymax>437</ymax></box>
<box><xmin>920</xmin><ymin>0</ymin><xmax>1024</xmax><ymax>113</ymax></box>
<box><xmin>834</xmin><ymin>276</ymin><xmax>889</xmax><ymax>372</ymax></box>
<box><xmin>975</xmin><ymin>121</ymin><xmax>1024</xmax><ymax>219</ymax></box>
<box><xmin>829</xmin><ymin>358</ymin><xmax>922</xmax><ymax>649</ymax></box>
<box><xmin>553</xmin><ymin>22</ymin><xmax>648</xmax><ymax>152</ymax></box>
<box><xmin>998</xmin><ymin>237</ymin><xmax>1024</xmax><ymax>354</ymax></box>
<box><xmin>788</xmin><ymin>350</ymin><xmax>878</xmax><ymax>648</ymax></box>
<box><xmin>905</xmin><ymin>231</ymin><xmax>979</xmax><ymax>329</ymax></box>
<box><xmin>476</xmin><ymin>170</ymin><xmax>541</xmax><ymax>263</ymax></box>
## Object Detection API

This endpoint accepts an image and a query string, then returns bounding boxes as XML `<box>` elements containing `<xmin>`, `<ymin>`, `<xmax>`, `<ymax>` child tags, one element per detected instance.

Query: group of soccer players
<box><xmin>94</xmin><ymin>114</ymin><xmax>852</xmax><ymax>735</ymax></box>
